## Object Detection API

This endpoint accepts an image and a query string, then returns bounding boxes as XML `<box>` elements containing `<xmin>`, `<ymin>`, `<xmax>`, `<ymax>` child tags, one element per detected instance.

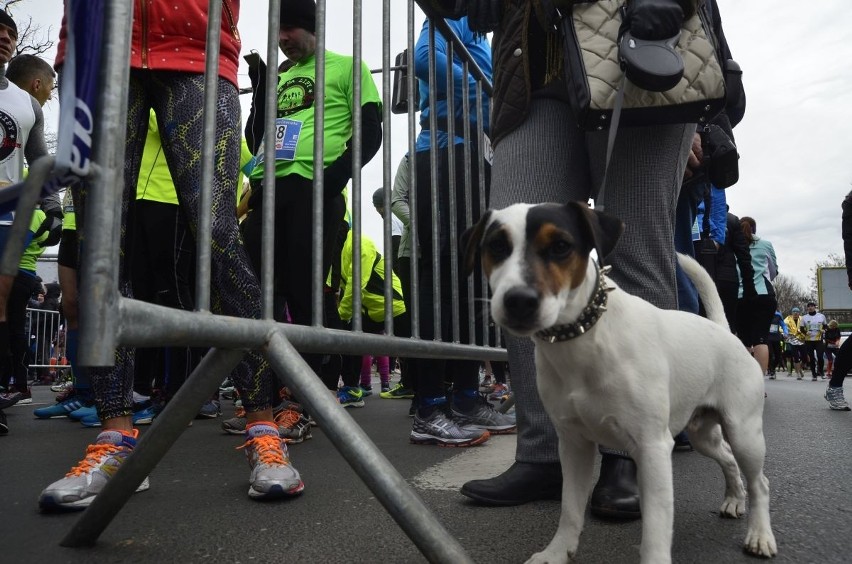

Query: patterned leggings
<box><xmin>74</xmin><ymin>71</ymin><xmax>276</xmax><ymax>419</ymax></box>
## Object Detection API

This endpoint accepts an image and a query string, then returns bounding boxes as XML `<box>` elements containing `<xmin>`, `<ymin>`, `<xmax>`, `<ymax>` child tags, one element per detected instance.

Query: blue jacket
<box><xmin>414</xmin><ymin>16</ymin><xmax>492</xmax><ymax>152</ymax></box>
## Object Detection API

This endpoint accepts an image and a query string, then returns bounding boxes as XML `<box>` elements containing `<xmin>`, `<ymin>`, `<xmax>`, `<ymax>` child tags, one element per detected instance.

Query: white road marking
<box><xmin>412</xmin><ymin>434</ymin><xmax>517</xmax><ymax>491</ymax></box>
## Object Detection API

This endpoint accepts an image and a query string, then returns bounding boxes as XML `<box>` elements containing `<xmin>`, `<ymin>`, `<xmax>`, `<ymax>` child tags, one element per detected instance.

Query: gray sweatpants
<box><xmin>489</xmin><ymin>98</ymin><xmax>693</xmax><ymax>463</ymax></box>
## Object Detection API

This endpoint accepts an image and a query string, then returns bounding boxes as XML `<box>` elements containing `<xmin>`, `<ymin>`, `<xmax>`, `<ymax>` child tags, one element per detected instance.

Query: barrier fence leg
<box><xmin>60</xmin><ymin>347</ymin><xmax>245</xmax><ymax>547</ymax></box>
<box><xmin>263</xmin><ymin>330</ymin><xmax>474</xmax><ymax>564</ymax></box>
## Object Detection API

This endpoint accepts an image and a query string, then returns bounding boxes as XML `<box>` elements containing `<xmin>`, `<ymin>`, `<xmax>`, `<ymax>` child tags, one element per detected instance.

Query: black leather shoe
<box><xmin>673</xmin><ymin>430</ymin><xmax>693</xmax><ymax>451</ymax></box>
<box><xmin>590</xmin><ymin>453</ymin><xmax>641</xmax><ymax>520</ymax></box>
<box><xmin>460</xmin><ymin>461</ymin><xmax>562</xmax><ymax>506</ymax></box>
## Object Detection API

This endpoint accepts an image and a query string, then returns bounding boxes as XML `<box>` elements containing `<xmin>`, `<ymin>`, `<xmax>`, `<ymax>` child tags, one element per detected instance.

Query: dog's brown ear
<box><xmin>568</xmin><ymin>201</ymin><xmax>624</xmax><ymax>261</ymax></box>
<box><xmin>460</xmin><ymin>210</ymin><xmax>492</xmax><ymax>276</ymax></box>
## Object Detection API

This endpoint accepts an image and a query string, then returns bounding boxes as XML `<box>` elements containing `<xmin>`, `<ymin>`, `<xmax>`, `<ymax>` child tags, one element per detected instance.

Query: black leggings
<box><xmin>75</xmin><ymin>71</ymin><xmax>276</xmax><ymax>419</ymax></box>
<box><xmin>129</xmin><ymin>199</ymin><xmax>205</xmax><ymax>399</ymax></box>
<box><xmin>767</xmin><ymin>340</ymin><xmax>783</xmax><ymax>372</ymax></box>
<box><xmin>413</xmin><ymin>144</ymin><xmax>489</xmax><ymax>400</ymax></box>
<box><xmin>829</xmin><ymin>337</ymin><xmax>851</xmax><ymax>388</ymax></box>
<box><xmin>802</xmin><ymin>341</ymin><xmax>825</xmax><ymax>375</ymax></box>
<box><xmin>240</xmin><ymin>174</ymin><xmax>345</xmax><ymax>384</ymax></box>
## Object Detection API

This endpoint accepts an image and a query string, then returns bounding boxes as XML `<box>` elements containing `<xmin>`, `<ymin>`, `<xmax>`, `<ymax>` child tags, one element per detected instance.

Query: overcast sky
<box><xmin>24</xmin><ymin>0</ymin><xmax>848</xmax><ymax>292</ymax></box>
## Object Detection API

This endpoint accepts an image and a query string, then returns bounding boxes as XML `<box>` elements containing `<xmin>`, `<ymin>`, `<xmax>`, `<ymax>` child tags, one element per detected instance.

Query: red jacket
<box><xmin>56</xmin><ymin>0</ymin><xmax>242</xmax><ymax>87</ymax></box>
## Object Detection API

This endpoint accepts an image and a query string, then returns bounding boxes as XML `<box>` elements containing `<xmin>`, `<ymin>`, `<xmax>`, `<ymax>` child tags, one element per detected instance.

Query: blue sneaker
<box><xmin>79</xmin><ymin>405</ymin><xmax>161</xmax><ymax>427</ymax></box>
<box><xmin>69</xmin><ymin>405</ymin><xmax>98</xmax><ymax>421</ymax></box>
<box><xmin>79</xmin><ymin>413</ymin><xmax>102</xmax><ymax>428</ymax></box>
<box><xmin>196</xmin><ymin>399</ymin><xmax>221</xmax><ymax>419</ymax></box>
<box><xmin>133</xmin><ymin>405</ymin><xmax>159</xmax><ymax>426</ymax></box>
<box><xmin>34</xmin><ymin>395</ymin><xmax>94</xmax><ymax>419</ymax></box>
<box><xmin>337</xmin><ymin>386</ymin><xmax>365</xmax><ymax>408</ymax></box>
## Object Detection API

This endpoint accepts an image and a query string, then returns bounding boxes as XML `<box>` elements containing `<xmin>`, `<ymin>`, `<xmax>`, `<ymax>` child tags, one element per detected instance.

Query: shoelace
<box><xmin>66</xmin><ymin>443</ymin><xmax>122</xmax><ymax>477</ymax></box>
<box><xmin>238</xmin><ymin>433</ymin><xmax>288</xmax><ymax>466</ymax></box>
<box><xmin>274</xmin><ymin>408</ymin><xmax>301</xmax><ymax>429</ymax></box>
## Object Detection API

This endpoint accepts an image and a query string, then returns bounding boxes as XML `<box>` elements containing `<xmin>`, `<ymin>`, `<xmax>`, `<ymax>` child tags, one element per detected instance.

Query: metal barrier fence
<box><xmin>26</xmin><ymin>307</ymin><xmax>68</xmax><ymax>373</ymax></box>
<box><xmin>0</xmin><ymin>1</ymin><xmax>504</xmax><ymax>561</ymax></box>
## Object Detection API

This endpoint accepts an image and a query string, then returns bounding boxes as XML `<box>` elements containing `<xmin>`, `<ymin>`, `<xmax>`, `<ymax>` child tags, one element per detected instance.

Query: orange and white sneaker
<box><xmin>240</xmin><ymin>422</ymin><xmax>304</xmax><ymax>499</ymax></box>
<box><xmin>38</xmin><ymin>429</ymin><xmax>150</xmax><ymax>511</ymax></box>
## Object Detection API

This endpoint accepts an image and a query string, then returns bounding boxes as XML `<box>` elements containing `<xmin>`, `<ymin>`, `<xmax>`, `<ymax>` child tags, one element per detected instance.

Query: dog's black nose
<box><xmin>503</xmin><ymin>287</ymin><xmax>539</xmax><ymax>321</ymax></box>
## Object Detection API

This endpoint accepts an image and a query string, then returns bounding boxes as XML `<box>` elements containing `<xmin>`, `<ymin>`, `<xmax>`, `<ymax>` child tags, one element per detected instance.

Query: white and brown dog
<box><xmin>462</xmin><ymin>202</ymin><xmax>777</xmax><ymax>564</ymax></box>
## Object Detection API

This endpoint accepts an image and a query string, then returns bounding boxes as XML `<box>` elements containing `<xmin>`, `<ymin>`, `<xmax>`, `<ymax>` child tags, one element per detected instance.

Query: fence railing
<box><xmin>25</xmin><ymin>307</ymin><xmax>68</xmax><ymax>372</ymax></box>
<box><xmin>1</xmin><ymin>2</ymin><xmax>503</xmax><ymax>562</ymax></box>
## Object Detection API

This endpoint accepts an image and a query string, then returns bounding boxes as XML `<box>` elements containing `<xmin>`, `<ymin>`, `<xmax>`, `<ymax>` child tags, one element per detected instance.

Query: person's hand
<box><xmin>683</xmin><ymin>132</ymin><xmax>703</xmax><ymax>180</ymax></box>
<box><xmin>742</xmin><ymin>281</ymin><xmax>757</xmax><ymax>299</ymax></box>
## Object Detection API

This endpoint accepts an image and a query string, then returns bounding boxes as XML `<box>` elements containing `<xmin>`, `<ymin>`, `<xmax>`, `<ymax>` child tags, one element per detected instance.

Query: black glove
<box><xmin>742</xmin><ymin>281</ymin><xmax>757</xmax><ymax>299</ymax></box>
<box><xmin>467</xmin><ymin>0</ymin><xmax>504</xmax><ymax>33</ymax></box>
<box><xmin>624</xmin><ymin>0</ymin><xmax>685</xmax><ymax>40</ymax></box>
<box><xmin>39</xmin><ymin>194</ymin><xmax>63</xmax><ymax>222</ymax></box>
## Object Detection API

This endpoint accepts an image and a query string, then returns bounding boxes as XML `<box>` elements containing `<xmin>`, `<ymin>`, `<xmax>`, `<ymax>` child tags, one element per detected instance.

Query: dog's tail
<box><xmin>677</xmin><ymin>253</ymin><xmax>729</xmax><ymax>328</ymax></box>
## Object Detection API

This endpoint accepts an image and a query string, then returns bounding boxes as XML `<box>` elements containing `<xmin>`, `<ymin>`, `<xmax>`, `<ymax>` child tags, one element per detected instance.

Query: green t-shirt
<box><xmin>250</xmin><ymin>50</ymin><xmax>381</xmax><ymax>182</ymax></box>
<box><xmin>19</xmin><ymin>208</ymin><xmax>48</xmax><ymax>273</ymax></box>
<box><xmin>137</xmin><ymin>110</ymin><xmax>255</xmax><ymax>205</ymax></box>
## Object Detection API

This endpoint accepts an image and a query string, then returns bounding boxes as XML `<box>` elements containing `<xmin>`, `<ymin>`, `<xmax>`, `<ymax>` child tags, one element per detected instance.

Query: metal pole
<box><xmin>261</xmin><ymin>0</ymin><xmax>281</xmax><ymax>319</ymax></box>
<box><xmin>193</xmin><ymin>0</ymin><xmax>223</xmax><ymax>313</ymax></box>
<box><xmin>78</xmin><ymin>0</ymin><xmax>133</xmax><ymax>367</ymax></box>
<box><xmin>264</xmin><ymin>331</ymin><xmax>475</xmax><ymax>564</ymax></box>
<box><xmin>311</xmin><ymin>0</ymin><xmax>327</xmax><ymax>326</ymax></box>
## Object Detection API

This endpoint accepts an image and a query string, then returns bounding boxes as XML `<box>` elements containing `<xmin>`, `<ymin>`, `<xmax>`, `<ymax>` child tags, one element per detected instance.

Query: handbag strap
<box><xmin>595</xmin><ymin>74</ymin><xmax>627</xmax><ymax>214</ymax></box>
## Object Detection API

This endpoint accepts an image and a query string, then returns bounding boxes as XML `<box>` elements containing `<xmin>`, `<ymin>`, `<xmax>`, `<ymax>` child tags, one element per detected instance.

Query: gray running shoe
<box><xmin>241</xmin><ymin>423</ymin><xmax>304</xmax><ymax>499</ymax></box>
<box><xmin>38</xmin><ymin>429</ymin><xmax>150</xmax><ymax>511</ymax></box>
<box><xmin>825</xmin><ymin>386</ymin><xmax>851</xmax><ymax>411</ymax></box>
<box><xmin>276</xmin><ymin>409</ymin><xmax>313</xmax><ymax>444</ymax></box>
<box><xmin>410</xmin><ymin>410</ymin><xmax>490</xmax><ymax>447</ymax></box>
<box><xmin>221</xmin><ymin>412</ymin><xmax>248</xmax><ymax>435</ymax></box>
<box><xmin>452</xmin><ymin>397</ymin><xmax>517</xmax><ymax>434</ymax></box>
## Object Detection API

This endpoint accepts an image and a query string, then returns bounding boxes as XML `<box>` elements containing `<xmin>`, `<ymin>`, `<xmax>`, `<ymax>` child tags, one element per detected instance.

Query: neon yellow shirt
<box><xmin>137</xmin><ymin>110</ymin><xmax>255</xmax><ymax>204</ymax></box>
<box><xmin>250</xmin><ymin>50</ymin><xmax>381</xmax><ymax>182</ymax></box>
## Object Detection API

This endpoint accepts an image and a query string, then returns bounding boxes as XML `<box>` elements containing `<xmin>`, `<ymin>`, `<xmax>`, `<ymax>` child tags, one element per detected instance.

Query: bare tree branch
<box><xmin>1</xmin><ymin>0</ymin><xmax>55</xmax><ymax>56</ymax></box>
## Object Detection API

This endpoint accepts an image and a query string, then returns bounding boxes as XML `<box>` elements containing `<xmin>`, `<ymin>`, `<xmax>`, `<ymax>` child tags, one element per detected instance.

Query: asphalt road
<box><xmin>1</xmin><ymin>374</ymin><xmax>850</xmax><ymax>563</ymax></box>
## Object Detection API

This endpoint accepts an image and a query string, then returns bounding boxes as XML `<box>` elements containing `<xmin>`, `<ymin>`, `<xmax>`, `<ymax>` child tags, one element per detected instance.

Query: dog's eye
<box><xmin>486</xmin><ymin>237</ymin><xmax>512</xmax><ymax>261</ymax></box>
<box><xmin>548</xmin><ymin>239</ymin><xmax>573</xmax><ymax>260</ymax></box>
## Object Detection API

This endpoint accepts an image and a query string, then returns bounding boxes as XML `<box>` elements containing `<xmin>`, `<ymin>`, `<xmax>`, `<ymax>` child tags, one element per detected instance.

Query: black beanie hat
<box><xmin>280</xmin><ymin>0</ymin><xmax>316</xmax><ymax>34</ymax></box>
<box><xmin>0</xmin><ymin>10</ymin><xmax>17</xmax><ymax>38</ymax></box>
<box><xmin>372</xmin><ymin>188</ymin><xmax>385</xmax><ymax>207</ymax></box>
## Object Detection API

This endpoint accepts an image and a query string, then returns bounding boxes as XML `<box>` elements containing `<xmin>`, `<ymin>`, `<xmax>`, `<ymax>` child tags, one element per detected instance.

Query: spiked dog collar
<box><xmin>535</xmin><ymin>264</ymin><xmax>613</xmax><ymax>343</ymax></box>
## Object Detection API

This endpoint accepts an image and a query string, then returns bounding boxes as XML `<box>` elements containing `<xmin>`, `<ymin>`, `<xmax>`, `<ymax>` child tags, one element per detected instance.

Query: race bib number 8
<box><xmin>274</xmin><ymin>118</ymin><xmax>303</xmax><ymax>161</ymax></box>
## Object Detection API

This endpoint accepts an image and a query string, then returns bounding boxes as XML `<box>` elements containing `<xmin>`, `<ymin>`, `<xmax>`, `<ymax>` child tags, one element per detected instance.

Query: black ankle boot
<box><xmin>460</xmin><ymin>461</ymin><xmax>562</xmax><ymax>506</ymax></box>
<box><xmin>590</xmin><ymin>453</ymin><xmax>641</xmax><ymax>520</ymax></box>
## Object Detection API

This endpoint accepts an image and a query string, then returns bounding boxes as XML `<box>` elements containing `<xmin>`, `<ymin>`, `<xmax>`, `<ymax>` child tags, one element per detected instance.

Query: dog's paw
<box><xmin>720</xmin><ymin>496</ymin><xmax>746</xmax><ymax>518</ymax></box>
<box><xmin>525</xmin><ymin>549</ymin><xmax>572</xmax><ymax>564</ymax></box>
<box><xmin>743</xmin><ymin>528</ymin><xmax>777</xmax><ymax>558</ymax></box>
